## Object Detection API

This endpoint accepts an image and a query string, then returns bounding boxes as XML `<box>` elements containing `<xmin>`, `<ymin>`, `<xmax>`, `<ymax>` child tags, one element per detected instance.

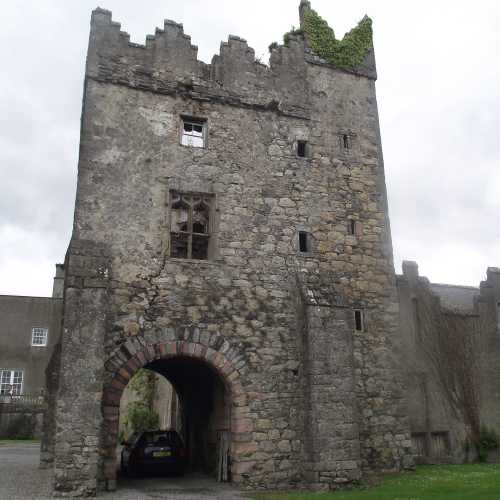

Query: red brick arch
<box><xmin>100</xmin><ymin>337</ymin><xmax>250</xmax><ymax>489</ymax></box>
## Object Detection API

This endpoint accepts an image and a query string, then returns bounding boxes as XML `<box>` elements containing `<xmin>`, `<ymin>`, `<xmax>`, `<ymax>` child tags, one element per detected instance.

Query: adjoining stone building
<box><xmin>28</xmin><ymin>0</ymin><xmax>498</xmax><ymax>496</ymax></box>
<box><xmin>397</xmin><ymin>262</ymin><xmax>500</xmax><ymax>464</ymax></box>
<box><xmin>0</xmin><ymin>265</ymin><xmax>63</xmax><ymax>438</ymax></box>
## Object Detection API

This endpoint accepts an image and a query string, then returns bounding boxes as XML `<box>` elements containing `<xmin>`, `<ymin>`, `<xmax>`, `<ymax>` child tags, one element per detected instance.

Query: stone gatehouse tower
<box><xmin>49</xmin><ymin>1</ymin><xmax>413</xmax><ymax>495</ymax></box>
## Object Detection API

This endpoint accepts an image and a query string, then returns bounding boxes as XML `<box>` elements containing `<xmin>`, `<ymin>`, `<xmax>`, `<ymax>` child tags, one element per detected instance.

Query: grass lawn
<box><xmin>0</xmin><ymin>438</ymin><xmax>40</xmax><ymax>445</ymax></box>
<box><xmin>251</xmin><ymin>464</ymin><xmax>500</xmax><ymax>500</ymax></box>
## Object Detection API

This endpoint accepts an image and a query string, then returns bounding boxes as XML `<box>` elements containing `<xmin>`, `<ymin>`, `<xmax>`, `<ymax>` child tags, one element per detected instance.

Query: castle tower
<box><xmin>50</xmin><ymin>2</ymin><xmax>413</xmax><ymax>494</ymax></box>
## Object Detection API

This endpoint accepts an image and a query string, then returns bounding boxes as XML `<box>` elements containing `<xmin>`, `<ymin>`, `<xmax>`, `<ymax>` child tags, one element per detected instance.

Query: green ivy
<box><xmin>284</xmin><ymin>9</ymin><xmax>373</xmax><ymax>70</ymax></box>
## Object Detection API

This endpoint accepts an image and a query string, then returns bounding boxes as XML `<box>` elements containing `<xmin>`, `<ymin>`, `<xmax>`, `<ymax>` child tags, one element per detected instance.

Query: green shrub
<box><xmin>283</xmin><ymin>27</ymin><xmax>304</xmax><ymax>47</ymax></box>
<box><xmin>268</xmin><ymin>41</ymin><xmax>278</xmax><ymax>52</ymax></box>
<box><xmin>476</xmin><ymin>425</ymin><xmax>500</xmax><ymax>462</ymax></box>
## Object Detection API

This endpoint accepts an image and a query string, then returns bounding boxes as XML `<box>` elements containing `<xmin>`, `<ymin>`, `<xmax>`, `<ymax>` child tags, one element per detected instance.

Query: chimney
<box><xmin>52</xmin><ymin>263</ymin><xmax>64</xmax><ymax>298</ymax></box>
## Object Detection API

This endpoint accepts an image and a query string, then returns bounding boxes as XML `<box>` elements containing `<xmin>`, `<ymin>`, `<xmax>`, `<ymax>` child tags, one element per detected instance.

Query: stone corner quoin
<box><xmin>47</xmin><ymin>1</ymin><xmax>414</xmax><ymax>495</ymax></box>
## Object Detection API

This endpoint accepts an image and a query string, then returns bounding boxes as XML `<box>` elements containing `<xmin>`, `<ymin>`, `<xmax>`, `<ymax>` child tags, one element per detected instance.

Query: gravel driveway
<box><xmin>0</xmin><ymin>443</ymin><xmax>245</xmax><ymax>500</ymax></box>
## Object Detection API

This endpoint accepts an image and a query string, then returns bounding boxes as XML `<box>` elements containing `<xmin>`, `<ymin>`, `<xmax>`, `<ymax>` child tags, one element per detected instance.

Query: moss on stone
<box><xmin>288</xmin><ymin>8</ymin><xmax>373</xmax><ymax>70</ymax></box>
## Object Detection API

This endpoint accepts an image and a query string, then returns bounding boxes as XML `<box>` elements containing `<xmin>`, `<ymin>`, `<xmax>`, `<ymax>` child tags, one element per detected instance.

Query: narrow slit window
<box><xmin>170</xmin><ymin>192</ymin><xmax>213</xmax><ymax>260</ymax></box>
<box><xmin>497</xmin><ymin>302</ymin><xmax>500</xmax><ymax>331</ymax></box>
<box><xmin>348</xmin><ymin>220</ymin><xmax>356</xmax><ymax>235</ymax></box>
<box><xmin>297</xmin><ymin>140</ymin><xmax>308</xmax><ymax>158</ymax></box>
<box><xmin>343</xmin><ymin>134</ymin><xmax>351</xmax><ymax>149</ymax></box>
<box><xmin>412</xmin><ymin>298</ymin><xmax>421</xmax><ymax>341</ymax></box>
<box><xmin>298</xmin><ymin>231</ymin><xmax>310</xmax><ymax>253</ymax></box>
<box><xmin>181</xmin><ymin>117</ymin><xmax>206</xmax><ymax>148</ymax></box>
<box><xmin>354</xmin><ymin>309</ymin><xmax>364</xmax><ymax>331</ymax></box>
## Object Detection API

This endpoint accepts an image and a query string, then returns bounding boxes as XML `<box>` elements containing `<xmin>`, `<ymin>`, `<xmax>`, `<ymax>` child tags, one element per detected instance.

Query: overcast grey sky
<box><xmin>1</xmin><ymin>0</ymin><xmax>499</xmax><ymax>296</ymax></box>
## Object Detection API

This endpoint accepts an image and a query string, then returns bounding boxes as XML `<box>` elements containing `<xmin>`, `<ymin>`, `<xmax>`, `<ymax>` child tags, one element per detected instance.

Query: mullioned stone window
<box><xmin>169</xmin><ymin>191</ymin><xmax>213</xmax><ymax>260</ymax></box>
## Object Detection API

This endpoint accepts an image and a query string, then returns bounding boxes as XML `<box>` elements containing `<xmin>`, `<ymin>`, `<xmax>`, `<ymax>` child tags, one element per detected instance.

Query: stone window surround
<box><xmin>0</xmin><ymin>369</ymin><xmax>24</xmax><ymax>395</ymax></box>
<box><xmin>168</xmin><ymin>190</ymin><xmax>216</xmax><ymax>261</ymax></box>
<box><xmin>31</xmin><ymin>326</ymin><xmax>48</xmax><ymax>347</ymax></box>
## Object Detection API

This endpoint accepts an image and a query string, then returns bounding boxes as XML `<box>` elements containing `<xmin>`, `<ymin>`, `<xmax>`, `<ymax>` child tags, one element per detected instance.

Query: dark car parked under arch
<box><xmin>121</xmin><ymin>430</ymin><xmax>186</xmax><ymax>477</ymax></box>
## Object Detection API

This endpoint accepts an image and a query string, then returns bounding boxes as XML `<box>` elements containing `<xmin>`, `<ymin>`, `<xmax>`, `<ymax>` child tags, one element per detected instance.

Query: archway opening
<box><xmin>116</xmin><ymin>355</ymin><xmax>231</xmax><ymax>483</ymax></box>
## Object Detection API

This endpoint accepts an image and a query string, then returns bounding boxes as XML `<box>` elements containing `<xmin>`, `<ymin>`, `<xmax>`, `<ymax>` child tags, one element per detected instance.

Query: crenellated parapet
<box><xmin>87</xmin><ymin>8</ymin><xmax>208</xmax><ymax>83</ymax></box>
<box><xmin>85</xmin><ymin>4</ymin><xmax>376</xmax><ymax>116</ymax></box>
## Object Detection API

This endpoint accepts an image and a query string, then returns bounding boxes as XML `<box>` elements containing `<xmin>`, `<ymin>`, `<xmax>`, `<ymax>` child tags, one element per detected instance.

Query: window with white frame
<box><xmin>0</xmin><ymin>369</ymin><xmax>23</xmax><ymax>395</ymax></box>
<box><xmin>31</xmin><ymin>327</ymin><xmax>48</xmax><ymax>346</ymax></box>
<box><xmin>180</xmin><ymin>117</ymin><xmax>206</xmax><ymax>148</ymax></box>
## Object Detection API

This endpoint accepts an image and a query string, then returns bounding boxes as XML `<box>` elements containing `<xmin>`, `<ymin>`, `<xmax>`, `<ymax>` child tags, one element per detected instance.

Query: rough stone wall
<box><xmin>397</xmin><ymin>262</ymin><xmax>500</xmax><ymax>463</ymax></box>
<box><xmin>477</xmin><ymin>268</ymin><xmax>500</xmax><ymax>433</ymax></box>
<box><xmin>397</xmin><ymin>262</ymin><xmax>466</xmax><ymax>462</ymax></box>
<box><xmin>52</xmin><ymin>3</ymin><xmax>412</xmax><ymax>495</ymax></box>
<box><xmin>301</xmin><ymin>301</ymin><xmax>361</xmax><ymax>486</ymax></box>
<box><xmin>0</xmin><ymin>403</ymin><xmax>45</xmax><ymax>439</ymax></box>
<box><xmin>53</xmin><ymin>240</ymin><xmax>110</xmax><ymax>496</ymax></box>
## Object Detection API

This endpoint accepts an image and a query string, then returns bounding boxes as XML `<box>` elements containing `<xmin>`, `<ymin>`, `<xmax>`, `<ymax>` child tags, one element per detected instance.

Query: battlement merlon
<box><xmin>85</xmin><ymin>3</ymin><xmax>376</xmax><ymax>104</ymax></box>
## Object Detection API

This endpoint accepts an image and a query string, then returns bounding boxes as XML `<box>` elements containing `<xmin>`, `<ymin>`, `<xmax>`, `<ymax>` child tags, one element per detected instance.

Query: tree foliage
<box><xmin>123</xmin><ymin>368</ymin><xmax>159</xmax><ymax>437</ymax></box>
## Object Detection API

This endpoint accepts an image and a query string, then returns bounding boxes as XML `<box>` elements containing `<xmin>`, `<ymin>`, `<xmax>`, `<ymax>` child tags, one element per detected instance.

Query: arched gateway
<box><xmin>101</xmin><ymin>336</ymin><xmax>247</xmax><ymax>488</ymax></box>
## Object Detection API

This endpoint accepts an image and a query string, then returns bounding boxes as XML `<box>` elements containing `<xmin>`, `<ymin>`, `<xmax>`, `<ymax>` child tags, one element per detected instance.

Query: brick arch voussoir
<box><xmin>100</xmin><ymin>335</ymin><xmax>249</xmax><ymax>485</ymax></box>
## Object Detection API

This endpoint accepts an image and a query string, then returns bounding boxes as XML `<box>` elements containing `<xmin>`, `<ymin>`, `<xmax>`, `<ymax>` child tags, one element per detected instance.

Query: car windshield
<box><xmin>143</xmin><ymin>431</ymin><xmax>182</xmax><ymax>447</ymax></box>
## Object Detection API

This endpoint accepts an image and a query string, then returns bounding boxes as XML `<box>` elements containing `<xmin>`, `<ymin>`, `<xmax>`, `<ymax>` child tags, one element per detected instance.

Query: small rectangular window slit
<box><xmin>343</xmin><ymin>134</ymin><xmax>351</xmax><ymax>149</ymax></box>
<box><xmin>298</xmin><ymin>231</ymin><xmax>310</xmax><ymax>253</ymax></box>
<box><xmin>297</xmin><ymin>140</ymin><xmax>308</xmax><ymax>158</ymax></box>
<box><xmin>354</xmin><ymin>309</ymin><xmax>364</xmax><ymax>331</ymax></box>
<box><xmin>348</xmin><ymin>220</ymin><xmax>356</xmax><ymax>235</ymax></box>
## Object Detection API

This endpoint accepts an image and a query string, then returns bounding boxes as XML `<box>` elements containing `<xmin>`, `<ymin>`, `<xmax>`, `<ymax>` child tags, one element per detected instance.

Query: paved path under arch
<box><xmin>0</xmin><ymin>443</ymin><xmax>245</xmax><ymax>500</ymax></box>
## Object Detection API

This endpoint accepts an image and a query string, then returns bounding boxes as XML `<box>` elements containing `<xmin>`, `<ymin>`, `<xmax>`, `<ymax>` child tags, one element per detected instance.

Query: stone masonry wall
<box><xmin>52</xmin><ymin>3</ymin><xmax>412</xmax><ymax>494</ymax></box>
